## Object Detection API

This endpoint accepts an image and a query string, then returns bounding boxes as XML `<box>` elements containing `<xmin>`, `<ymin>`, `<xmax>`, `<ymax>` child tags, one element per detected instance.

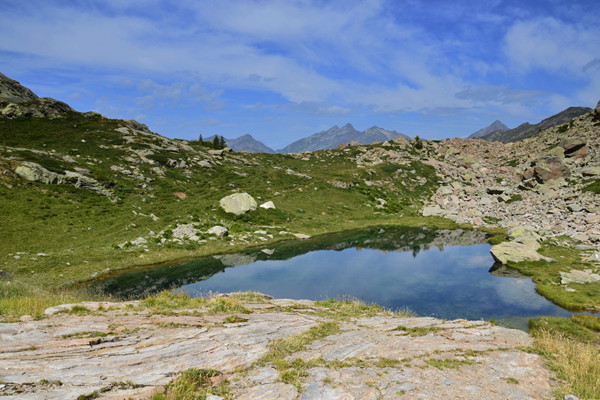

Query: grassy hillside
<box><xmin>0</xmin><ymin>109</ymin><xmax>451</xmax><ymax>317</ymax></box>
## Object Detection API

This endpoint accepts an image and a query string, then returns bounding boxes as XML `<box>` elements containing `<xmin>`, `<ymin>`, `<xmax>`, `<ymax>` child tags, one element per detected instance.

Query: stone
<box><xmin>172</xmin><ymin>224</ymin><xmax>200</xmax><ymax>240</ymax></box>
<box><xmin>293</xmin><ymin>233</ymin><xmax>311</xmax><ymax>240</ymax></box>
<box><xmin>559</xmin><ymin>269</ymin><xmax>600</xmax><ymax>285</ymax></box>
<box><xmin>208</xmin><ymin>149</ymin><xmax>225</xmax><ymax>156</ymax></box>
<box><xmin>348</xmin><ymin>140</ymin><xmax>360</xmax><ymax>146</ymax></box>
<box><xmin>207</xmin><ymin>225</ymin><xmax>228</xmax><ymax>237</ymax></box>
<box><xmin>15</xmin><ymin>162</ymin><xmax>65</xmax><ymax>185</ymax></box>
<box><xmin>560</xmin><ymin>137</ymin><xmax>586</xmax><ymax>155</ymax></box>
<box><xmin>581</xmin><ymin>166</ymin><xmax>600</xmax><ymax>177</ymax></box>
<box><xmin>422</xmin><ymin>205</ymin><xmax>444</xmax><ymax>217</ymax></box>
<box><xmin>486</xmin><ymin>187</ymin><xmax>505</xmax><ymax>195</ymax></box>
<box><xmin>507</xmin><ymin>228</ymin><xmax>542</xmax><ymax>250</ymax></box>
<box><xmin>533</xmin><ymin>157</ymin><xmax>570</xmax><ymax>183</ymax></box>
<box><xmin>490</xmin><ymin>242</ymin><xmax>554</xmax><ymax>264</ymax></box>
<box><xmin>261</xmin><ymin>249</ymin><xmax>274</xmax><ymax>255</ymax></box>
<box><xmin>219</xmin><ymin>192</ymin><xmax>257</xmax><ymax>215</ymax></box>
<box><xmin>0</xmin><ymin>270</ymin><xmax>13</xmax><ymax>281</ymax></box>
<box><xmin>259</xmin><ymin>201</ymin><xmax>276</xmax><ymax>209</ymax></box>
<box><xmin>594</xmin><ymin>99</ymin><xmax>600</xmax><ymax>121</ymax></box>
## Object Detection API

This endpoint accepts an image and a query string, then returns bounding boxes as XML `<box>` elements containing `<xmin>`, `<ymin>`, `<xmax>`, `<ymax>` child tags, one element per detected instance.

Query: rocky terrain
<box><xmin>480</xmin><ymin>107</ymin><xmax>592</xmax><ymax>143</ymax></box>
<box><xmin>0</xmin><ymin>295</ymin><xmax>553</xmax><ymax>400</ymax></box>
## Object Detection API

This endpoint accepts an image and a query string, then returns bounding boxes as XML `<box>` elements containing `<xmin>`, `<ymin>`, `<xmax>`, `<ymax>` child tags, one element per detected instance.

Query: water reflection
<box><xmin>91</xmin><ymin>226</ymin><xmax>571</xmax><ymax>327</ymax></box>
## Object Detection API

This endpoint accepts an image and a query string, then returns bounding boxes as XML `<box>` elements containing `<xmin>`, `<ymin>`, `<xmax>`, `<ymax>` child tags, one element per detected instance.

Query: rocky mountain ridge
<box><xmin>481</xmin><ymin>107</ymin><xmax>592</xmax><ymax>143</ymax></box>
<box><xmin>278</xmin><ymin>123</ymin><xmax>409</xmax><ymax>153</ymax></box>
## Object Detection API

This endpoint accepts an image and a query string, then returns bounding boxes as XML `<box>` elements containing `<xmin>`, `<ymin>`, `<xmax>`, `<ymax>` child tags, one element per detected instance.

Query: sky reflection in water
<box><xmin>182</xmin><ymin>243</ymin><xmax>571</xmax><ymax>325</ymax></box>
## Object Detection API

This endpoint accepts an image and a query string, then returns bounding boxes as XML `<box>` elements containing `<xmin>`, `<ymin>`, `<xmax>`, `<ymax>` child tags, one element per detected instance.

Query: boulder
<box><xmin>593</xmin><ymin>100</ymin><xmax>600</xmax><ymax>121</ymax></box>
<box><xmin>533</xmin><ymin>157</ymin><xmax>569</xmax><ymax>183</ymax></box>
<box><xmin>348</xmin><ymin>140</ymin><xmax>360</xmax><ymax>147</ymax></box>
<box><xmin>172</xmin><ymin>224</ymin><xmax>200</xmax><ymax>241</ymax></box>
<box><xmin>581</xmin><ymin>166</ymin><xmax>600</xmax><ymax>177</ymax></box>
<box><xmin>207</xmin><ymin>225</ymin><xmax>228</xmax><ymax>237</ymax></box>
<box><xmin>490</xmin><ymin>242</ymin><xmax>554</xmax><ymax>264</ymax></box>
<box><xmin>422</xmin><ymin>205</ymin><xmax>444</xmax><ymax>217</ymax></box>
<box><xmin>15</xmin><ymin>162</ymin><xmax>65</xmax><ymax>185</ymax></box>
<box><xmin>559</xmin><ymin>269</ymin><xmax>600</xmax><ymax>285</ymax></box>
<box><xmin>559</xmin><ymin>137</ymin><xmax>589</xmax><ymax>158</ymax></box>
<box><xmin>219</xmin><ymin>192</ymin><xmax>257</xmax><ymax>215</ymax></box>
<box><xmin>259</xmin><ymin>201</ymin><xmax>276</xmax><ymax>209</ymax></box>
<box><xmin>507</xmin><ymin>227</ymin><xmax>542</xmax><ymax>250</ymax></box>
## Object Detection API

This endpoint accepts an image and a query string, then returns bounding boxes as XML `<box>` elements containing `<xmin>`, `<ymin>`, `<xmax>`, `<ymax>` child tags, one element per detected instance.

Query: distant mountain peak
<box><xmin>467</xmin><ymin>120</ymin><xmax>509</xmax><ymax>139</ymax></box>
<box><xmin>225</xmin><ymin>134</ymin><xmax>274</xmax><ymax>154</ymax></box>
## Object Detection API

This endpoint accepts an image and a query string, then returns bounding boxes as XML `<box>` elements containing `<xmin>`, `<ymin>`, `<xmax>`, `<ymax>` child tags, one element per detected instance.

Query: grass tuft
<box><xmin>151</xmin><ymin>369</ymin><xmax>230</xmax><ymax>400</ymax></box>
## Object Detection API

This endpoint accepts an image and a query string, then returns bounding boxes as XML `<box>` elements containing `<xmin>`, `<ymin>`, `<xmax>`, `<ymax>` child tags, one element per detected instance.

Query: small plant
<box><xmin>413</xmin><ymin>136</ymin><xmax>423</xmax><ymax>150</ymax></box>
<box><xmin>392</xmin><ymin>325</ymin><xmax>440</xmax><ymax>336</ymax></box>
<box><xmin>223</xmin><ymin>315</ymin><xmax>249</xmax><ymax>324</ymax></box>
<box><xmin>504</xmin><ymin>377</ymin><xmax>519</xmax><ymax>384</ymax></box>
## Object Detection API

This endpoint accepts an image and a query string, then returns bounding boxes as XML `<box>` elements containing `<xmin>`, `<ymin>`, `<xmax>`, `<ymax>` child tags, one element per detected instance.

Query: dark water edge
<box><xmin>90</xmin><ymin>226</ymin><xmax>572</xmax><ymax>330</ymax></box>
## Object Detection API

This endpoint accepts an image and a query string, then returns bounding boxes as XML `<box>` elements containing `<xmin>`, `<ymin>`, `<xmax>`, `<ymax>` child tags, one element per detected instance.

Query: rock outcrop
<box><xmin>0</xmin><ymin>297</ymin><xmax>554</xmax><ymax>399</ymax></box>
<box><xmin>14</xmin><ymin>162</ymin><xmax>111</xmax><ymax>196</ymax></box>
<box><xmin>0</xmin><ymin>72</ymin><xmax>38</xmax><ymax>103</ymax></box>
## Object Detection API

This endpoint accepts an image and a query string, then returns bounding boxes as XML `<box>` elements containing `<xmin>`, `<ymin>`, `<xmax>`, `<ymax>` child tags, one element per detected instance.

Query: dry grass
<box><xmin>533</xmin><ymin>329</ymin><xmax>600</xmax><ymax>399</ymax></box>
<box><xmin>0</xmin><ymin>281</ymin><xmax>99</xmax><ymax>321</ymax></box>
<box><xmin>139</xmin><ymin>291</ymin><xmax>251</xmax><ymax>315</ymax></box>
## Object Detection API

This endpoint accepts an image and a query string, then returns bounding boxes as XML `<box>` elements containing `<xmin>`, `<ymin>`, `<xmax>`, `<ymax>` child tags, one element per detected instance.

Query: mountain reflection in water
<box><xmin>91</xmin><ymin>226</ymin><xmax>570</xmax><ymax>328</ymax></box>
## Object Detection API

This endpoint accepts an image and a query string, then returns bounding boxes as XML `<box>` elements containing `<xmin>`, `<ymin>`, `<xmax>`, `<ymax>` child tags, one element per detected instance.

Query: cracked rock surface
<box><xmin>0</xmin><ymin>298</ymin><xmax>554</xmax><ymax>399</ymax></box>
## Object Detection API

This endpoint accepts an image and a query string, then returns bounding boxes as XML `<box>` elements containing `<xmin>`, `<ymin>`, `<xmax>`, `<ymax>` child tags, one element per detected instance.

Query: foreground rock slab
<box><xmin>0</xmin><ymin>298</ymin><xmax>554</xmax><ymax>399</ymax></box>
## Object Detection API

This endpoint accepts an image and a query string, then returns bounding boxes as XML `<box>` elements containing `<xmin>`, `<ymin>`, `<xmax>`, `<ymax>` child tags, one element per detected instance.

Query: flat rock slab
<box><xmin>0</xmin><ymin>298</ymin><xmax>554</xmax><ymax>399</ymax></box>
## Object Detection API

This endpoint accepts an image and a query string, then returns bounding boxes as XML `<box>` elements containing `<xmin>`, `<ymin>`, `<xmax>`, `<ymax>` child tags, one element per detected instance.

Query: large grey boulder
<box><xmin>490</xmin><ymin>242</ymin><xmax>554</xmax><ymax>264</ymax></box>
<box><xmin>219</xmin><ymin>192</ymin><xmax>257</xmax><ymax>215</ymax></box>
<box><xmin>14</xmin><ymin>162</ymin><xmax>111</xmax><ymax>195</ymax></box>
<box><xmin>15</xmin><ymin>162</ymin><xmax>65</xmax><ymax>185</ymax></box>
<box><xmin>207</xmin><ymin>225</ymin><xmax>228</xmax><ymax>237</ymax></box>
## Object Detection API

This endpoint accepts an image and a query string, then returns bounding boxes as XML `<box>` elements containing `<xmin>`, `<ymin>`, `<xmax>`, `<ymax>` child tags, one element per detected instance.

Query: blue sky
<box><xmin>0</xmin><ymin>0</ymin><xmax>599</xmax><ymax>148</ymax></box>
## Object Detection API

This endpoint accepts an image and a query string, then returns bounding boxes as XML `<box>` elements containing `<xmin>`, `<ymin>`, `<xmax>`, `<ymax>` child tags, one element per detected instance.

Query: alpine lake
<box><xmin>91</xmin><ymin>226</ymin><xmax>572</xmax><ymax>330</ymax></box>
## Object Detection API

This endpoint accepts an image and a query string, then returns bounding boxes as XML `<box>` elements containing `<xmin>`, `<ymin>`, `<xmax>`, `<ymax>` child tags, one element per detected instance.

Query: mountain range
<box><xmin>479</xmin><ymin>107</ymin><xmax>592</xmax><ymax>143</ymax></box>
<box><xmin>217</xmin><ymin>124</ymin><xmax>409</xmax><ymax>154</ymax></box>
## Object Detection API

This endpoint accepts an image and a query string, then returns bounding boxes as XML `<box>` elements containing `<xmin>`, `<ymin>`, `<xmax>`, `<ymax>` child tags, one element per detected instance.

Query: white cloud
<box><xmin>504</xmin><ymin>17</ymin><xmax>600</xmax><ymax>74</ymax></box>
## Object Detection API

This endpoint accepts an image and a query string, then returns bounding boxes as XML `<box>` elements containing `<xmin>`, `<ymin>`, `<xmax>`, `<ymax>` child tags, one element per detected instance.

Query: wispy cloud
<box><xmin>0</xmin><ymin>0</ymin><xmax>598</xmax><ymax>142</ymax></box>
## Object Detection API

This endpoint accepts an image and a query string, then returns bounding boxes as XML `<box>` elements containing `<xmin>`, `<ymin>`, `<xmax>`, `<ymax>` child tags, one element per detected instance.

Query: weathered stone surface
<box><xmin>219</xmin><ymin>192</ymin><xmax>257</xmax><ymax>215</ymax></box>
<box><xmin>259</xmin><ymin>201</ymin><xmax>276</xmax><ymax>209</ymax></box>
<box><xmin>560</xmin><ymin>269</ymin><xmax>600</xmax><ymax>285</ymax></box>
<box><xmin>490</xmin><ymin>242</ymin><xmax>554</xmax><ymax>264</ymax></box>
<box><xmin>15</xmin><ymin>162</ymin><xmax>65</xmax><ymax>185</ymax></box>
<box><xmin>582</xmin><ymin>166</ymin><xmax>600</xmax><ymax>177</ymax></box>
<box><xmin>0</xmin><ymin>297</ymin><xmax>554</xmax><ymax>400</ymax></box>
<box><xmin>207</xmin><ymin>225</ymin><xmax>228</xmax><ymax>237</ymax></box>
<box><xmin>534</xmin><ymin>157</ymin><xmax>570</xmax><ymax>183</ymax></box>
<box><xmin>0</xmin><ymin>72</ymin><xmax>38</xmax><ymax>103</ymax></box>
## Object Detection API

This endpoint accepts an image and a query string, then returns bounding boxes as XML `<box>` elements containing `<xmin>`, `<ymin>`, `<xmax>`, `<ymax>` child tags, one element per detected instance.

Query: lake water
<box><xmin>94</xmin><ymin>227</ymin><xmax>571</xmax><ymax>329</ymax></box>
